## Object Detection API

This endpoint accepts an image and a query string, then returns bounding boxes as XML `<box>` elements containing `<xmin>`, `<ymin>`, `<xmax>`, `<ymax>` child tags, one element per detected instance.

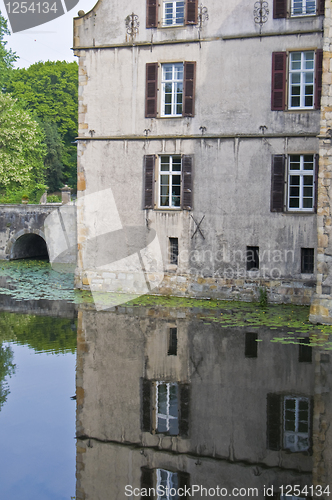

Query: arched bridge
<box><xmin>0</xmin><ymin>204</ymin><xmax>77</xmax><ymax>264</ymax></box>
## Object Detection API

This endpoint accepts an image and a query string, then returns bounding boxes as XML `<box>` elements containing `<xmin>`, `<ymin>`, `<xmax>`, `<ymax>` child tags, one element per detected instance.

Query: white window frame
<box><xmin>158</xmin><ymin>155</ymin><xmax>182</xmax><ymax>209</ymax></box>
<box><xmin>291</xmin><ymin>0</ymin><xmax>316</xmax><ymax>17</ymax></box>
<box><xmin>161</xmin><ymin>63</ymin><xmax>184</xmax><ymax>117</ymax></box>
<box><xmin>155</xmin><ymin>381</ymin><xmax>178</xmax><ymax>434</ymax></box>
<box><xmin>283</xmin><ymin>396</ymin><xmax>310</xmax><ymax>452</ymax></box>
<box><xmin>288</xmin><ymin>51</ymin><xmax>315</xmax><ymax>110</ymax></box>
<box><xmin>287</xmin><ymin>154</ymin><xmax>315</xmax><ymax>211</ymax></box>
<box><xmin>162</xmin><ymin>0</ymin><xmax>185</xmax><ymax>26</ymax></box>
<box><xmin>156</xmin><ymin>469</ymin><xmax>179</xmax><ymax>500</ymax></box>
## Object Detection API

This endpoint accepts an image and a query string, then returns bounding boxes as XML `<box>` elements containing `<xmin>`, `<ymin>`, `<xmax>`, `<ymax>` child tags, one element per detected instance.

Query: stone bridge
<box><xmin>0</xmin><ymin>204</ymin><xmax>77</xmax><ymax>265</ymax></box>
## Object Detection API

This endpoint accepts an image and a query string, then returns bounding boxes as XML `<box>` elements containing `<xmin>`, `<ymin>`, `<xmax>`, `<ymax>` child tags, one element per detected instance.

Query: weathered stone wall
<box><xmin>310</xmin><ymin>0</ymin><xmax>332</xmax><ymax>324</ymax></box>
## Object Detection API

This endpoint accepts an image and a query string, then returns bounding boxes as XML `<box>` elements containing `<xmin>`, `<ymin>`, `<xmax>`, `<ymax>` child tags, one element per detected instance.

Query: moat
<box><xmin>0</xmin><ymin>260</ymin><xmax>331</xmax><ymax>499</ymax></box>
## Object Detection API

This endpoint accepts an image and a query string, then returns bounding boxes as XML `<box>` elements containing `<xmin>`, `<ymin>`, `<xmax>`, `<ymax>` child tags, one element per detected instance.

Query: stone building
<box><xmin>73</xmin><ymin>0</ymin><xmax>329</xmax><ymax>308</ymax></box>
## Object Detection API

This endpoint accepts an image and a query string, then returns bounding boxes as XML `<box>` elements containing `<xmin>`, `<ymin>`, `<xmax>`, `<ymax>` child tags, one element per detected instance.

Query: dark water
<box><xmin>0</xmin><ymin>261</ymin><xmax>331</xmax><ymax>499</ymax></box>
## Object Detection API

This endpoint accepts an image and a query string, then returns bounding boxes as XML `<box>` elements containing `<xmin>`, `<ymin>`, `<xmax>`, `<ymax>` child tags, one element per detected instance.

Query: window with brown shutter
<box><xmin>146</xmin><ymin>0</ymin><xmax>158</xmax><ymax>28</ymax></box>
<box><xmin>273</xmin><ymin>0</ymin><xmax>287</xmax><ymax>18</ymax></box>
<box><xmin>185</xmin><ymin>0</ymin><xmax>198</xmax><ymax>24</ymax></box>
<box><xmin>314</xmin><ymin>154</ymin><xmax>319</xmax><ymax>212</ymax></box>
<box><xmin>317</xmin><ymin>0</ymin><xmax>325</xmax><ymax>15</ymax></box>
<box><xmin>145</xmin><ymin>63</ymin><xmax>158</xmax><ymax>118</ymax></box>
<box><xmin>271</xmin><ymin>155</ymin><xmax>285</xmax><ymax>212</ymax></box>
<box><xmin>315</xmin><ymin>49</ymin><xmax>323</xmax><ymax>110</ymax></box>
<box><xmin>143</xmin><ymin>155</ymin><xmax>155</xmax><ymax>209</ymax></box>
<box><xmin>271</xmin><ymin>52</ymin><xmax>286</xmax><ymax>111</ymax></box>
<box><xmin>181</xmin><ymin>155</ymin><xmax>193</xmax><ymax>210</ymax></box>
<box><xmin>183</xmin><ymin>62</ymin><xmax>196</xmax><ymax>117</ymax></box>
<box><xmin>266</xmin><ymin>393</ymin><xmax>281</xmax><ymax>451</ymax></box>
<box><xmin>141</xmin><ymin>378</ymin><xmax>152</xmax><ymax>432</ymax></box>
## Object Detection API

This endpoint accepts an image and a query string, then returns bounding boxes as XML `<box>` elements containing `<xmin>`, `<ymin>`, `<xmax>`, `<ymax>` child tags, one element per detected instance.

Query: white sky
<box><xmin>1</xmin><ymin>0</ymin><xmax>96</xmax><ymax>67</ymax></box>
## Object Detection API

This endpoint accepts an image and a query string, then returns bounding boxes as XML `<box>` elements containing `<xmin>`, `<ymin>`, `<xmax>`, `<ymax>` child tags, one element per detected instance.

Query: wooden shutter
<box><xmin>185</xmin><ymin>0</ymin><xmax>198</xmax><ymax>24</ymax></box>
<box><xmin>181</xmin><ymin>156</ymin><xmax>193</xmax><ymax>210</ymax></box>
<box><xmin>141</xmin><ymin>378</ymin><xmax>152</xmax><ymax>432</ymax></box>
<box><xmin>143</xmin><ymin>156</ymin><xmax>155</xmax><ymax>209</ymax></box>
<box><xmin>183</xmin><ymin>62</ymin><xmax>196</xmax><ymax>117</ymax></box>
<box><xmin>273</xmin><ymin>0</ymin><xmax>287</xmax><ymax>18</ymax></box>
<box><xmin>146</xmin><ymin>0</ymin><xmax>158</xmax><ymax>28</ymax></box>
<box><xmin>271</xmin><ymin>155</ymin><xmax>285</xmax><ymax>212</ymax></box>
<box><xmin>271</xmin><ymin>52</ymin><xmax>286</xmax><ymax>110</ymax></box>
<box><xmin>178</xmin><ymin>472</ymin><xmax>190</xmax><ymax>498</ymax></box>
<box><xmin>179</xmin><ymin>383</ymin><xmax>190</xmax><ymax>437</ymax></box>
<box><xmin>141</xmin><ymin>467</ymin><xmax>154</xmax><ymax>499</ymax></box>
<box><xmin>266</xmin><ymin>393</ymin><xmax>281</xmax><ymax>451</ymax></box>
<box><xmin>309</xmin><ymin>397</ymin><xmax>314</xmax><ymax>456</ymax></box>
<box><xmin>145</xmin><ymin>63</ymin><xmax>158</xmax><ymax>118</ymax></box>
<box><xmin>317</xmin><ymin>0</ymin><xmax>325</xmax><ymax>15</ymax></box>
<box><xmin>314</xmin><ymin>154</ymin><xmax>319</xmax><ymax>213</ymax></box>
<box><xmin>315</xmin><ymin>49</ymin><xmax>323</xmax><ymax>110</ymax></box>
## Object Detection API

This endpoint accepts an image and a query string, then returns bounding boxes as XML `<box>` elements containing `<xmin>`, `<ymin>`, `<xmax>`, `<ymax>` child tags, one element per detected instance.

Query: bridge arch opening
<box><xmin>10</xmin><ymin>234</ymin><xmax>49</xmax><ymax>261</ymax></box>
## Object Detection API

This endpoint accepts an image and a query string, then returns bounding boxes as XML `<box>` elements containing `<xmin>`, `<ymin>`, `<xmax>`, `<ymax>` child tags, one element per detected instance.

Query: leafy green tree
<box><xmin>0</xmin><ymin>12</ymin><xmax>17</xmax><ymax>91</ymax></box>
<box><xmin>0</xmin><ymin>93</ymin><xmax>46</xmax><ymax>193</ymax></box>
<box><xmin>40</xmin><ymin>121</ymin><xmax>65</xmax><ymax>192</ymax></box>
<box><xmin>5</xmin><ymin>61</ymin><xmax>78</xmax><ymax>189</ymax></box>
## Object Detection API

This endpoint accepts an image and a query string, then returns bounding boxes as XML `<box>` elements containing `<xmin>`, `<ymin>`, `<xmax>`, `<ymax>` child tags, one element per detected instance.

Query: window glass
<box><xmin>289</xmin><ymin>51</ymin><xmax>315</xmax><ymax>109</ymax></box>
<box><xmin>159</xmin><ymin>155</ymin><xmax>182</xmax><ymax>208</ymax></box>
<box><xmin>156</xmin><ymin>382</ymin><xmax>179</xmax><ymax>435</ymax></box>
<box><xmin>162</xmin><ymin>63</ymin><xmax>184</xmax><ymax>117</ymax></box>
<box><xmin>288</xmin><ymin>155</ymin><xmax>314</xmax><ymax>210</ymax></box>
<box><xmin>163</xmin><ymin>1</ymin><xmax>185</xmax><ymax>26</ymax></box>
<box><xmin>283</xmin><ymin>396</ymin><xmax>310</xmax><ymax>452</ymax></box>
<box><xmin>292</xmin><ymin>0</ymin><xmax>316</xmax><ymax>16</ymax></box>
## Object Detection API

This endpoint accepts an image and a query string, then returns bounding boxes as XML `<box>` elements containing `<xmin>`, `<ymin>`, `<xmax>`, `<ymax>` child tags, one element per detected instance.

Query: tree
<box><xmin>0</xmin><ymin>93</ymin><xmax>45</xmax><ymax>191</ymax></box>
<box><xmin>0</xmin><ymin>12</ymin><xmax>17</xmax><ymax>91</ymax></box>
<box><xmin>5</xmin><ymin>60</ymin><xmax>78</xmax><ymax>189</ymax></box>
<box><xmin>40</xmin><ymin>121</ymin><xmax>65</xmax><ymax>192</ymax></box>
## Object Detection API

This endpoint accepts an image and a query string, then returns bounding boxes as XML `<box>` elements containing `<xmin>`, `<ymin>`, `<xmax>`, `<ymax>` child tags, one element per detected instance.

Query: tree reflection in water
<box><xmin>0</xmin><ymin>343</ymin><xmax>15</xmax><ymax>410</ymax></box>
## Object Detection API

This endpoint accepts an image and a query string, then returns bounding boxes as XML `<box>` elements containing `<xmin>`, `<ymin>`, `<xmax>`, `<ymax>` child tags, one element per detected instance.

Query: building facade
<box><xmin>73</xmin><ymin>0</ymin><xmax>327</xmax><ymax>307</ymax></box>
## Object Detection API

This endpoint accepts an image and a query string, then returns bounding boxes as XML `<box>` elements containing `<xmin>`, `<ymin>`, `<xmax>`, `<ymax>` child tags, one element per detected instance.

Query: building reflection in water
<box><xmin>76</xmin><ymin>305</ymin><xmax>331</xmax><ymax>499</ymax></box>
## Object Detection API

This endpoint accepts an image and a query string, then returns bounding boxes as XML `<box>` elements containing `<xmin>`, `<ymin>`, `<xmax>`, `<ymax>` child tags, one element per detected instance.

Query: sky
<box><xmin>1</xmin><ymin>0</ymin><xmax>95</xmax><ymax>68</ymax></box>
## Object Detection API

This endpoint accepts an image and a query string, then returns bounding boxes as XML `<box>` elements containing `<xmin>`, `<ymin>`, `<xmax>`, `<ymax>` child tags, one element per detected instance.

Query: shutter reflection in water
<box><xmin>76</xmin><ymin>304</ymin><xmax>332</xmax><ymax>500</ymax></box>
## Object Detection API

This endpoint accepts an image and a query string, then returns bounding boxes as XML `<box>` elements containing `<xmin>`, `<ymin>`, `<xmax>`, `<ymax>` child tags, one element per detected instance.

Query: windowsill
<box><xmin>166</xmin><ymin>264</ymin><xmax>178</xmax><ymax>272</ymax></box>
<box><xmin>154</xmin><ymin>207</ymin><xmax>183</xmax><ymax>211</ymax></box>
<box><xmin>158</xmin><ymin>115</ymin><xmax>184</xmax><ymax>119</ymax></box>
<box><xmin>286</xmin><ymin>107</ymin><xmax>315</xmax><ymax>112</ymax></box>
<box><xmin>159</xmin><ymin>24</ymin><xmax>185</xmax><ymax>29</ymax></box>
<box><xmin>290</xmin><ymin>14</ymin><xmax>318</xmax><ymax>18</ymax></box>
<box><xmin>285</xmin><ymin>210</ymin><xmax>315</xmax><ymax>214</ymax></box>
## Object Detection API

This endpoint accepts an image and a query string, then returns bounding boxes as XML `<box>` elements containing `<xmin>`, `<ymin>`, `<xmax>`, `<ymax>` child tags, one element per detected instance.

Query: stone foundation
<box><xmin>75</xmin><ymin>270</ymin><xmax>316</xmax><ymax>305</ymax></box>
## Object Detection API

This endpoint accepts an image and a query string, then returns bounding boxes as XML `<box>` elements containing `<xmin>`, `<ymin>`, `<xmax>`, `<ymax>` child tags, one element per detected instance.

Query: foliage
<box><xmin>259</xmin><ymin>287</ymin><xmax>268</xmax><ymax>308</ymax></box>
<box><xmin>0</xmin><ymin>93</ymin><xmax>46</xmax><ymax>192</ymax></box>
<box><xmin>47</xmin><ymin>194</ymin><xmax>62</xmax><ymax>203</ymax></box>
<box><xmin>0</xmin><ymin>312</ymin><xmax>76</xmax><ymax>354</ymax></box>
<box><xmin>5</xmin><ymin>61</ymin><xmax>78</xmax><ymax>189</ymax></box>
<box><xmin>40</xmin><ymin>121</ymin><xmax>65</xmax><ymax>192</ymax></box>
<box><xmin>0</xmin><ymin>343</ymin><xmax>15</xmax><ymax>410</ymax></box>
<box><xmin>0</xmin><ymin>12</ymin><xmax>17</xmax><ymax>91</ymax></box>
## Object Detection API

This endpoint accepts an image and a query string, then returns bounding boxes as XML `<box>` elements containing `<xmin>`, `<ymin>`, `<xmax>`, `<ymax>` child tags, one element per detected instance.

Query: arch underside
<box><xmin>8</xmin><ymin>230</ymin><xmax>49</xmax><ymax>261</ymax></box>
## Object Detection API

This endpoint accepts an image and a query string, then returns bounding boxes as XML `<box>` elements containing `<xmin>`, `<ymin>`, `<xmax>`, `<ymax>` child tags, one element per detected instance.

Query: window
<box><xmin>156</xmin><ymin>381</ymin><xmax>179</xmax><ymax>435</ymax></box>
<box><xmin>288</xmin><ymin>155</ymin><xmax>314</xmax><ymax>210</ymax></box>
<box><xmin>159</xmin><ymin>156</ymin><xmax>181</xmax><ymax>208</ymax></box>
<box><xmin>145</xmin><ymin>62</ymin><xmax>196</xmax><ymax>118</ymax></box>
<box><xmin>162</xmin><ymin>63</ymin><xmax>183</xmax><ymax>116</ymax></box>
<box><xmin>141</xmin><ymin>467</ymin><xmax>190</xmax><ymax>499</ymax></box>
<box><xmin>291</xmin><ymin>0</ymin><xmax>316</xmax><ymax>16</ymax></box>
<box><xmin>289</xmin><ymin>51</ymin><xmax>314</xmax><ymax>109</ymax></box>
<box><xmin>273</xmin><ymin>0</ymin><xmax>324</xmax><ymax>18</ymax></box>
<box><xmin>168</xmin><ymin>327</ymin><xmax>178</xmax><ymax>355</ymax></box>
<box><xmin>146</xmin><ymin>0</ymin><xmax>197</xmax><ymax>27</ymax></box>
<box><xmin>271</xmin><ymin>50</ymin><xmax>322</xmax><ymax>111</ymax></box>
<box><xmin>246</xmin><ymin>246</ymin><xmax>259</xmax><ymax>271</ymax></box>
<box><xmin>284</xmin><ymin>396</ymin><xmax>311</xmax><ymax>452</ymax></box>
<box><xmin>141</xmin><ymin>379</ymin><xmax>189</xmax><ymax>436</ymax></box>
<box><xmin>163</xmin><ymin>1</ymin><xmax>185</xmax><ymax>25</ymax></box>
<box><xmin>267</xmin><ymin>393</ymin><xmax>312</xmax><ymax>452</ymax></box>
<box><xmin>299</xmin><ymin>337</ymin><xmax>312</xmax><ymax>362</ymax></box>
<box><xmin>271</xmin><ymin>154</ymin><xmax>318</xmax><ymax>213</ymax></box>
<box><xmin>301</xmin><ymin>248</ymin><xmax>314</xmax><ymax>273</ymax></box>
<box><xmin>143</xmin><ymin>155</ymin><xmax>193</xmax><ymax>210</ymax></box>
<box><xmin>169</xmin><ymin>238</ymin><xmax>179</xmax><ymax>265</ymax></box>
<box><xmin>245</xmin><ymin>332</ymin><xmax>258</xmax><ymax>358</ymax></box>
